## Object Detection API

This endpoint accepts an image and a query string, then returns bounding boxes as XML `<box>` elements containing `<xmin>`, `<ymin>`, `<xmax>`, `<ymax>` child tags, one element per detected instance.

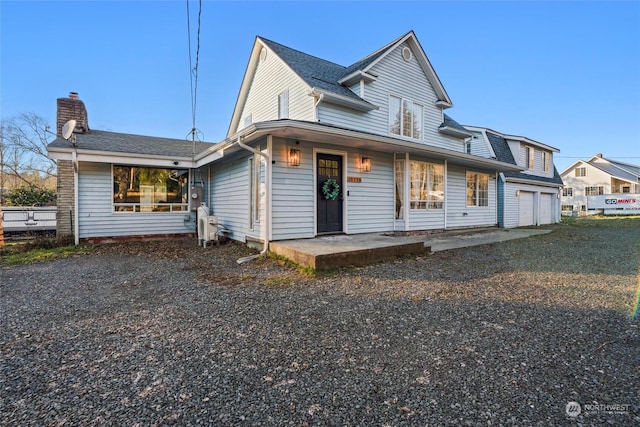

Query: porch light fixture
<box><xmin>516</xmin><ymin>190</ymin><xmax>521</xmax><ymax>197</ymax></box>
<box><xmin>288</xmin><ymin>148</ymin><xmax>300</xmax><ymax>167</ymax></box>
<box><xmin>361</xmin><ymin>157</ymin><xmax>371</xmax><ymax>172</ymax></box>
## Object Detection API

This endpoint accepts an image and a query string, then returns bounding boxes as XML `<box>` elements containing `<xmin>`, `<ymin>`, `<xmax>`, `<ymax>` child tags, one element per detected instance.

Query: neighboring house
<box><xmin>464</xmin><ymin>127</ymin><xmax>563</xmax><ymax>227</ymax></box>
<box><xmin>560</xmin><ymin>154</ymin><xmax>640</xmax><ymax>214</ymax></box>
<box><xmin>49</xmin><ymin>30</ymin><xmax>546</xmax><ymax>246</ymax></box>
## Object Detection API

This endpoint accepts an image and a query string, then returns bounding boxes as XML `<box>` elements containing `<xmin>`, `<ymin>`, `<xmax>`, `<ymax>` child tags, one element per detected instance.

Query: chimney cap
<box><xmin>69</xmin><ymin>92</ymin><xmax>79</xmax><ymax>99</ymax></box>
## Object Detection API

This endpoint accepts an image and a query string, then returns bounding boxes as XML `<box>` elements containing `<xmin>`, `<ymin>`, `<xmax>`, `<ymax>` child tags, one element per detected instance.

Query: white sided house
<box><xmin>464</xmin><ymin>127</ymin><xmax>563</xmax><ymax>228</ymax></box>
<box><xmin>560</xmin><ymin>154</ymin><xmax>640</xmax><ymax>214</ymax></box>
<box><xmin>49</xmin><ymin>31</ymin><xmax>537</xmax><ymax>246</ymax></box>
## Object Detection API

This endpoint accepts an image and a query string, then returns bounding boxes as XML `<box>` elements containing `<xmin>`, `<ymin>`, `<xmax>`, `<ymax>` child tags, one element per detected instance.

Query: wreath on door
<box><xmin>322</xmin><ymin>178</ymin><xmax>340</xmax><ymax>200</ymax></box>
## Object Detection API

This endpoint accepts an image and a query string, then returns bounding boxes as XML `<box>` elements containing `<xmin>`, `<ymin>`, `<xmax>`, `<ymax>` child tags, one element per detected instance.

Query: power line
<box><xmin>186</xmin><ymin>0</ymin><xmax>202</xmax><ymax>148</ymax></box>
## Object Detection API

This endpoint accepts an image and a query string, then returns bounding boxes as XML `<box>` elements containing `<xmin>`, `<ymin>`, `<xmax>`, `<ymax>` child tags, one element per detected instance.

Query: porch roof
<box><xmin>198</xmin><ymin>119</ymin><xmax>524</xmax><ymax>172</ymax></box>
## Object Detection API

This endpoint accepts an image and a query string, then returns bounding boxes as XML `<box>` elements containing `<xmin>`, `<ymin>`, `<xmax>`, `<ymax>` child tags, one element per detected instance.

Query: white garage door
<box><xmin>519</xmin><ymin>191</ymin><xmax>535</xmax><ymax>226</ymax></box>
<box><xmin>539</xmin><ymin>193</ymin><xmax>554</xmax><ymax>225</ymax></box>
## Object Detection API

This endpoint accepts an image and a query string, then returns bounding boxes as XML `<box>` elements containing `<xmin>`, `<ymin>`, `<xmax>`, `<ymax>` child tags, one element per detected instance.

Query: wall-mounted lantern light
<box><xmin>515</xmin><ymin>190</ymin><xmax>521</xmax><ymax>197</ymax></box>
<box><xmin>361</xmin><ymin>157</ymin><xmax>371</xmax><ymax>172</ymax></box>
<box><xmin>289</xmin><ymin>148</ymin><xmax>300</xmax><ymax>167</ymax></box>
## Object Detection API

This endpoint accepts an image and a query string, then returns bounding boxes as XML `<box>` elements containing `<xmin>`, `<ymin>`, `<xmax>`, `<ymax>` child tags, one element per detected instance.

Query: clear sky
<box><xmin>2</xmin><ymin>0</ymin><xmax>639</xmax><ymax>173</ymax></box>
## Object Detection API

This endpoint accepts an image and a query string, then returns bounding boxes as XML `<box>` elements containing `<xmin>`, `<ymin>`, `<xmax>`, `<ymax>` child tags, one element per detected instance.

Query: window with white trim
<box><xmin>389</xmin><ymin>95</ymin><xmax>423</xmax><ymax>140</ymax></box>
<box><xmin>562</xmin><ymin>187</ymin><xmax>573</xmax><ymax>197</ymax></box>
<box><xmin>585</xmin><ymin>186</ymin><xmax>604</xmax><ymax>196</ymax></box>
<box><xmin>112</xmin><ymin>166</ymin><xmax>188</xmax><ymax>213</ymax></box>
<box><xmin>278</xmin><ymin>90</ymin><xmax>289</xmax><ymax>119</ymax></box>
<box><xmin>466</xmin><ymin>172</ymin><xmax>489</xmax><ymax>207</ymax></box>
<box><xmin>525</xmin><ymin>146</ymin><xmax>534</xmax><ymax>170</ymax></box>
<box><xmin>543</xmin><ymin>151</ymin><xmax>550</xmax><ymax>172</ymax></box>
<box><xmin>410</xmin><ymin>161</ymin><xmax>444</xmax><ymax>209</ymax></box>
<box><xmin>575</xmin><ymin>167</ymin><xmax>586</xmax><ymax>177</ymax></box>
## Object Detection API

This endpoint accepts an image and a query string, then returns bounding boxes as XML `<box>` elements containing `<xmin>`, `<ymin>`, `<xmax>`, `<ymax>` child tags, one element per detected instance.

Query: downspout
<box><xmin>72</xmin><ymin>149</ymin><xmax>79</xmax><ymax>246</ymax></box>
<box><xmin>314</xmin><ymin>93</ymin><xmax>324</xmax><ymax>122</ymax></box>
<box><xmin>237</xmin><ymin>135</ymin><xmax>271</xmax><ymax>256</ymax></box>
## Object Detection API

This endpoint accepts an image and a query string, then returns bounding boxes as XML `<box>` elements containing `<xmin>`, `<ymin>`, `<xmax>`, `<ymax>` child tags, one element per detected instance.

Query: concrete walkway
<box><xmin>269</xmin><ymin>228</ymin><xmax>552</xmax><ymax>270</ymax></box>
<box><xmin>426</xmin><ymin>228</ymin><xmax>552</xmax><ymax>252</ymax></box>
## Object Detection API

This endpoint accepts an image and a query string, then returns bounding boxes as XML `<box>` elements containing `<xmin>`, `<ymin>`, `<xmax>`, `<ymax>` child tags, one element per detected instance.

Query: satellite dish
<box><xmin>61</xmin><ymin>120</ymin><xmax>76</xmax><ymax>140</ymax></box>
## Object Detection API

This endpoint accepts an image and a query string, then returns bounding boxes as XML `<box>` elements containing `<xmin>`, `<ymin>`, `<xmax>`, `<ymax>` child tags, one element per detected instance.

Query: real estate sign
<box><xmin>587</xmin><ymin>194</ymin><xmax>640</xmax><ymax>214</ymax></box>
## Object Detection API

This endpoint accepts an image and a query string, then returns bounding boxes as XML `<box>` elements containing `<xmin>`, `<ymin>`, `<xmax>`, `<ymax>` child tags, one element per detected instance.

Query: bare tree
<box><xmin>0</xmin><ymin>113</ymin><xmax>57</xmax><ymax>190</ymax></box>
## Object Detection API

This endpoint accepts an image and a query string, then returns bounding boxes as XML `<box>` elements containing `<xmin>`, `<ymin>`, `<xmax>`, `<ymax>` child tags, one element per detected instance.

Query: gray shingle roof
<box><xmin>486</xmin><ymin>130</ymin><xmax>563</xmax><ymax>185</ymax></box>
<box><xmin>260</xmin><ymin>38</ymin><xmax>364</xmax><ymax>102</ymax></box>
<box><xmin>48</xmin><ymin>130</ymin><xmax>214</xmax><ymax>158</ymax></box>
<box><xmin>440</xmin><ymin>114</ymin><xmax>469</xmax><ymax>134</ymax></box>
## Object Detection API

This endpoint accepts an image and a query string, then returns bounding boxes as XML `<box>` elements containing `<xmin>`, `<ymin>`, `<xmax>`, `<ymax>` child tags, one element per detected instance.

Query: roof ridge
<box><xmin>258</xmin><ymin>36</ymin><xmax>347</xmax><ymax>69</ymax></box>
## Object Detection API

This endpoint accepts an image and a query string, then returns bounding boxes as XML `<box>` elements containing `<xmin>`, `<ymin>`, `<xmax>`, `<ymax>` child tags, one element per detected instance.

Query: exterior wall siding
<box><xmin>446</xmin><ymin>165</ymin><xmax>497</xmax><ymax>229</ymax></box>
<box><xmin>77</xmin><ymin>162</ymin><xmax>194</xmax><ymax>239</ymax></box>
<box><xmin>236</xmin><ymin>50</ymin><xmax>315</xmax><ymax>133</ymax></box>
<box><xmin>317</xmin><ymin>42</ymin><xmax>464</xmax><ymax>152</ymax></box>
<box><xmin>209</xmin><ymin>153</ymin><xmax>252</xmax><ymax>242</ymax></box>
<box><xmin>270</xmin><ymin>139</ymin><xmax>397</xmax><ymax>240</ymax></box>
<box><xmin>503</xmin><ymin>181</ymin><xmax>561</xmax><ymax>228</ymax></box>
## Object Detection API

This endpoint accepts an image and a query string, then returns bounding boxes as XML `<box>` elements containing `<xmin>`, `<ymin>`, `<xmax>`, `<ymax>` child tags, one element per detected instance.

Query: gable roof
<box><xmin>560</xmin><ymin>155</ymin><xmax>640</xmax><ymax>183</ymax></box>
<box><xmin>229</xmin><ymin>31</ymin><xmax>453</xmax><ymax>136</ymax></box>
<box><xmin>48</xmin><ymin>130</ymin><xmax>214</xmax><ymax>163</ymax></box>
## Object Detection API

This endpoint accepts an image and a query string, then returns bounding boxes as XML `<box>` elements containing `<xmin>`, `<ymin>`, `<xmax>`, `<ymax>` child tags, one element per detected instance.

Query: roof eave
<box><xmin>439</xmin><ymin>126</ymin><xmax>473</xmax><ymax>138</ymax></box>
<box><xmin>310</xmin><ymin>88</ymin><xmax>378</xmax><ymax>112</ymax></box>
<box><xmin>337</xmin><ymin>70</ymin><xmax>377</xmax><ymax>86</ymax></box>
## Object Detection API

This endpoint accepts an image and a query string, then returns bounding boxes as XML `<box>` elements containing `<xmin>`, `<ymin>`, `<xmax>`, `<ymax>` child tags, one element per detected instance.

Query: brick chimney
<box><xmin>56</xmin><ymin>92</ymin><xmax>89</xmax><ymax>136</ymax></box>
<box><xmin>595</xmin><ymin>153</ymin><xmax>603</xmax><ymax>158</ymax></box>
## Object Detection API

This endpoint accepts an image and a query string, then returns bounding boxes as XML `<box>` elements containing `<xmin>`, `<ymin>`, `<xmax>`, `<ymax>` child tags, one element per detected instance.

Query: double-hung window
<box><xmin>562</xmin><ymin>187</ymin><xmax>573</xmax><ymax>197</ymax></box>
<box><xmin>409</xmin><ymin>161</ymin><xmax>444</xmax><ymax>209</ymax></box>
<box><xmin>575</xmin><ymin>167</ymin><xmax>586</xmax><ymax>177</ymax></box>
<box><xmin>389</xmin><ymin>95</ymin><xmax>423</xmax><ymax>140</ymax></box>
<box><xmin>542</xmin><ymin>151</ymin><xmax>550</xmax><ymax>172</ymax></box>
<box><xmin>466</xmin><ymin>172</ymin><xmax>489</xmax><ymax>207</ymax></box>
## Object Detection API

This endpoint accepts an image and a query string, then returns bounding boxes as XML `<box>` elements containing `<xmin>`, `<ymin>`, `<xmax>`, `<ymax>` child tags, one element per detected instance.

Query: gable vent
<box><xmin>402</xmin><ymin>47</ymin><xmax>412</xmax><ymax>62</ymax></box>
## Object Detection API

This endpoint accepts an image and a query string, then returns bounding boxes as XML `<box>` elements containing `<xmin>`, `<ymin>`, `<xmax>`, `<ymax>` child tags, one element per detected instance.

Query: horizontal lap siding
<box><xmin>210</xmin><ymin>155</ymin><xmax>250</xmax><ymax>242</ymax></box>
<box><xmin>237</xmin><ymin>47</ymin><xmax>314</xmax><ymax>133</ymax></box>
<box><xmin>346</xmin><ymin>151</ymin><xmax>395</xmax><ymax>234</ymax></box>
<box><xmin>446</xmin><ymin>165</ymin><xmax>497</xmax><ymax>229</ymax></box>
<box><xmin>319</xmin><ymin>42</ymin><xmax>464</xmax><ymax>153</ymax></box>
<box><xmin>503</xmin><ymin>181</ymin><xmax>560</xmax><ymax>228</ymax></box>
<box><xmin>271</xmin><ymin>138</ymin><xmax>315</xmax><ymax>240</ymax></box>
<box><xmin>78</xmin><ymin>162</ymin><xmax>194</xmax><ymax>238</ymax></box>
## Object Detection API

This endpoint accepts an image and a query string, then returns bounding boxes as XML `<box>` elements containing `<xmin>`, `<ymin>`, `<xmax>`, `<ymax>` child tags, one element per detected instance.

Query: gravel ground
<box><xmin>1</xmin><ymin>218</ymin><xmax>639</xmax><ymax>426</ymax></box>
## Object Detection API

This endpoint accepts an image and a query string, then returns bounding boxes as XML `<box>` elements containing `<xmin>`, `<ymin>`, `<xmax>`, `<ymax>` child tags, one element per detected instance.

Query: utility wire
<box><xmin>186</xmin><ymin>0</ymin><xmax>202</xmax><ymax>150</ymax></box>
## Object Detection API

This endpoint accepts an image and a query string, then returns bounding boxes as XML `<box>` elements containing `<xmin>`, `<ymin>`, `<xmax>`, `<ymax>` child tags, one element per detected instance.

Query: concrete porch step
<box><xmin>269</xmin><ymin>234</ymin><xmax>430</xmax><ymax>271</ymax></box>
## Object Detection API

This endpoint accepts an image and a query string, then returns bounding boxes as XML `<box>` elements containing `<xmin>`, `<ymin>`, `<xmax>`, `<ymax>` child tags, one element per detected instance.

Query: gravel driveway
<box><xmin>1</xmin><ymin>218</ymin><xmax>639</xmax><ymax>426</ymax></box>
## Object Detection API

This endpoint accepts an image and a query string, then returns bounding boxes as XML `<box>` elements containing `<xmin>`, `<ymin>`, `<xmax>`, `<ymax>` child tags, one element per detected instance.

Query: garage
<box><xmin>518</xmin><ymin>191</ymin><xmax>535</xmax><ymax>226</ymax></box>
<box><xmin>539</xmin><ymin>193</ymin><xmax>554</xmax><ymax>225</ymax></box>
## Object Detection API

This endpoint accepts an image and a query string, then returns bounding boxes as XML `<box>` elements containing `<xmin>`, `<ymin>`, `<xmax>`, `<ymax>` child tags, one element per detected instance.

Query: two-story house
<box><xmin>560</xmin><ymin>154</ymin><xmax>640</xmax><ymax>213</ymax></box>
<box><xmin>49</xmin><ymin>31</ymin><xmax>553</xmax><ymax>246</ymax></box>
<box><xmin>464</xmin><ymin>127</ymin><xmax>563</xmax><ymax>227</ymax></box>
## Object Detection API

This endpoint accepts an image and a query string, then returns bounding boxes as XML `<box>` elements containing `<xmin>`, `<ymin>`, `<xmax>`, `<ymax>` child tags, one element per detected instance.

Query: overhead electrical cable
<box><xmin>186</xmin><ymin>0</ymin><xmax>203</xmax><ymax>150</ymax></box>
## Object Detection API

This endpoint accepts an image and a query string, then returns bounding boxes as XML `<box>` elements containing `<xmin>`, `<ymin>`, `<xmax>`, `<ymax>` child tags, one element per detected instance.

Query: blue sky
<box><xmin>1</xmin><ymin>0</ymin><xmax>639</xmax><ymax>172</ymax></box>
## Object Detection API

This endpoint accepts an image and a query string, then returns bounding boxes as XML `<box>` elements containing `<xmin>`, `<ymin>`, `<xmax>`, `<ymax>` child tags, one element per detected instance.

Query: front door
<box><xmin>317</xmin><ymin>153</ymin><xmax>343</xmax><ymax>234</ymax></box>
